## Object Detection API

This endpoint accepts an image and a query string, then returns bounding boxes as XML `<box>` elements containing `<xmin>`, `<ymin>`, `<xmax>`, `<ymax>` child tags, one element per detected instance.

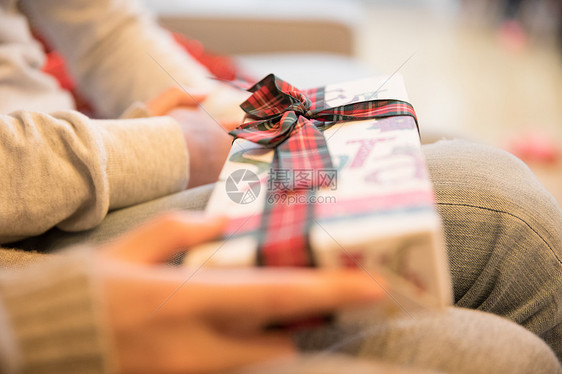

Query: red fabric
<box><xmin>171</xmin><ymin>33</ymin><xmax>239</xmax><ymax>81</ymax></box>
<box><xmin>38</xmin><ymin>31</ymin><xmax>249</xmax><ymax>114</ymax></box>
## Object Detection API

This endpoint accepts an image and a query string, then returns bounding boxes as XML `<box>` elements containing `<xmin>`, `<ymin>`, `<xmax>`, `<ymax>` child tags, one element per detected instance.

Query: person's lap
<box><xmin>423</xmin><ymin>140</ymin><xmax>561</xmax><ymax>359</ymax></box>
<box><xmin>290</xmin><ymin>307</ymin><xmax>560</xmax><ymax>374</ymax></box>
<box><xmin>15</xmin><ymin>139</ymin><xmax>562</xmax><ymax>364</ymax></box>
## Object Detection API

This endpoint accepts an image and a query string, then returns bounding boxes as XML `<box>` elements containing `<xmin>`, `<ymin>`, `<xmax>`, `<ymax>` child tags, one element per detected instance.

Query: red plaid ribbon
<box><xmin>229</xmin><ymin>74</ymin><xmax>418</xmax><ymax>267</ymax></box>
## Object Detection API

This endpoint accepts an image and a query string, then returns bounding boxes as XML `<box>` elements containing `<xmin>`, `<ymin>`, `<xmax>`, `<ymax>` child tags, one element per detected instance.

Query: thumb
<box><xmin>221</xmin><ymin>121</ymin><xmax>243</xmax><ymax>132</ymax></box>
<box><xmin>101</xmin><ymin>211</ymin><xmax>227</xmax><ymax>264</ymax></box>
<box><xmin>146</xmin><ymin>86</ymin><xmax>207</xmax><ymax>116</ymax></box>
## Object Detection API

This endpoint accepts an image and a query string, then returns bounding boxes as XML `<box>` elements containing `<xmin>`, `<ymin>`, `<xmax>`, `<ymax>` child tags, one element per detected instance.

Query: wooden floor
<box><xmin>356</xmin><ymin>5</ymin><xmax>562</xmax><ymax>205</ymax></box>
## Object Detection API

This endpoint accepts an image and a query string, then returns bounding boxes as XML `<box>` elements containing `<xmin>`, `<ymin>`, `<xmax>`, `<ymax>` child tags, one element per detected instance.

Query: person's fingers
<box><xmin>174</xmin><ymin>327</ymin><xmax>296</xmax><ymax>374</ymax></box>
<box><xmin>146</xmin><ymin>86</ymin><xmax>207</xmax><ymax>116</ymax></box>
<box><xmin>201</xmin><ymin>333</ymin><xmax>296</xmax><ymax>373</ymax></box>
<box><xmin>187</xmin><ymin>268</ymin><xmax>385</xmax><ymax>326</ymax></box>
<box><xmin>221</xmin><ymin>121</ymin><xmax>243</xmax><ymax>131</ymax></box>
<box><xmin>125</xmin><ymin>323</ymin><xmax>295</xmax><ymax>374</ymax></box>
<box><xmin>101</xmin><ymin>211</ymin><xmax>227</xmax><ymax>264</ymax></box>
<box><xmin>175</xmin><ymin>92</ymin><xmax>207</xmax><ymax>108</ymax></box>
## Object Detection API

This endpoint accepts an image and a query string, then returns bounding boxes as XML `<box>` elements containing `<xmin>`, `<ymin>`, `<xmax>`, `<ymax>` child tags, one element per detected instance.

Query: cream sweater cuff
<box><xmin>95</xmin><ymin>114</ymin><xmax>189</xmax><ymax>210</ymax></box>
<box><xmin>0</xmin><ymin>249</ymin><xmax>115</xmax><ymax>374</ymax></box>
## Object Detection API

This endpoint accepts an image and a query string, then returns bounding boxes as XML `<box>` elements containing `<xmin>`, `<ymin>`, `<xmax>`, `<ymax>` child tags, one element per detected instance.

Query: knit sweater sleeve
<box><xmin>0</xmin><ymin>247</ymin><xmax>115</xmax><ymax>374</ymax></box>
<box><xmin>18</xmin><ymin>0</ymin><xmax>217</xmax><ymax>119</ymax></box>
<box><xmin>0</xmin><ymin>110</ymin><xmax>189</xmax><ymax>244</ymax></box>
<box><xmin>17</xmin><ymin>0</ymin><xmax>247</xmax><ymax>123</ymax></box>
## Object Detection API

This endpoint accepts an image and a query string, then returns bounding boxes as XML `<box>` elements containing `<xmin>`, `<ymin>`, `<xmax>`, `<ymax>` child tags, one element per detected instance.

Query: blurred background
<box><xmin>143</xmin><ymin>0</ymin><xmax>562</xmax><ymax>203</ymax></box>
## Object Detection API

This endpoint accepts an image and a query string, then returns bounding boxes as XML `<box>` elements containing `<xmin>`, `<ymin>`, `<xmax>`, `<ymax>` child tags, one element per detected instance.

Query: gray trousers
<box><xmin>19</xmin><ymin>140</ymin><xmax>562</xmax><ymax>372</ymax></box>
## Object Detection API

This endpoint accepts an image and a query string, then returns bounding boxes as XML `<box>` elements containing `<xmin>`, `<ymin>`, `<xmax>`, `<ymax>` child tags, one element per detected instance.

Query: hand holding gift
<box><xmin>145</xmin><ymin>87</ymin><xmax>240</xmax><ymax>188</ymax></box>
<box><xmin>186</xmin><ymin>74</ymin><xmax>453</xmax><ymax>322</ymax></box>
<box><xmin>97</xmin><ymin>212</ymin><xmax>384</xmax><ymax>374</ymax></box>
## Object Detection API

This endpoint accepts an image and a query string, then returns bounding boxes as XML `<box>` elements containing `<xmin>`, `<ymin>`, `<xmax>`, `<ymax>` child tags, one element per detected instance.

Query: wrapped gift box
<box><xmin>185</xmin><ymin>74</ymin><xmax>452</xmax><ymax>322</ymax></box>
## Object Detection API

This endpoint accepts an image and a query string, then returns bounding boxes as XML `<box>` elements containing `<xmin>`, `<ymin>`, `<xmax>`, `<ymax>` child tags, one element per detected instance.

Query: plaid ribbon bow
<box><xmin>229</xmin><ymin>74</ymin><xmax>418</xmax><ymax>267</ymax></box>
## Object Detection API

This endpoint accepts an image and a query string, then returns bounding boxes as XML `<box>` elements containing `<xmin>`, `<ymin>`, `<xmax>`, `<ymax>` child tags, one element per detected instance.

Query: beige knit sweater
<box><xmin>0</xmin><ymin>0</ymin><xmax>242</xmax><ymax>372</ymax></box>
